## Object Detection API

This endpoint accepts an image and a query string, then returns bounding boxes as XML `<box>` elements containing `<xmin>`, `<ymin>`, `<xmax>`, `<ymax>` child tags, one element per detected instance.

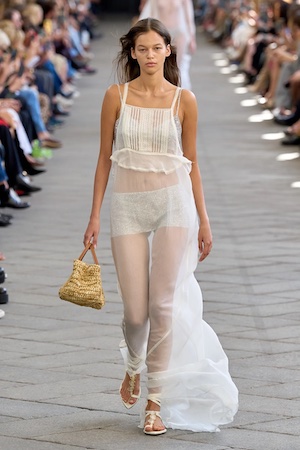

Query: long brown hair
<box><xmin>116</xmin><ymin>18</ymin><xmax>181</xmax><ymax>86</ymax></box>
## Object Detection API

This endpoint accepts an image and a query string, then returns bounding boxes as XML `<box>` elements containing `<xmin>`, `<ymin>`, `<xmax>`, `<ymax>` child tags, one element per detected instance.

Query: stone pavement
<box><xmin>1</xmin><ymin>16</ymin><xmax>300</xmax><ymax>450</ymax></box>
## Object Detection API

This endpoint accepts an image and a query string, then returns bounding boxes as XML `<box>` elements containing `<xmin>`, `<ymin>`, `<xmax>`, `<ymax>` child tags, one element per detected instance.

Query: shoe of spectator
<box><xmin>53</xmin><ymin>104</ymin><xmax>70</xmax><ymax>116</ymax></box>
<box><xmin>281</xmin><ymin>134</ymin><xmax>300</xmax><ymax>146</ymax></box>
<box><xmin>262</xmin><ymin>99</ymin><xmax>275</xmax><ymax>110</ymax></box>
<box><xmin>15</xmin><ymin>189</ymin><xmax>30</xmax><ymax>197</ymax></box>
<box><xmin>40</xmin><ymin>137</ymin><xmax>62</xmax><ymax>149</ymax></box>
<box><xmin>31</xmin><ymin>140</ymin><xmax>53</xmax><ymax>160</ymax></box>
<box><xmin>26</xmin><ymin>167</ymin><xmax>46</xmax><ymax>176</ymax></box>
<box><xmin>0</xmin><ymin>288</ymin><xmax>8</xmax><ymax>304</ymax></box>
<box><xmin>284</xmin><ymin>128</ymin><xmax>294</xmax><ymax>136</ymax></box>
<box><xmin>15</xmin><ymin>173</ymin><xmax>42</xmax><ymax>193</ymax></box>
<box><xmin>0</xmin><ymin>309</ymin><xmax>5</xmax><ymax>319</ymax></box>
<box><xmin>58</xmin><ymin>89</ymin><xmax>74</xmax><ymax>99</ymax></box>
<box><xmin>71</xmin><ymin>90</ymin><xmax>80</xmax><ymax>99</ymax></box>
<box><xmin>257</xmin><ymin>96</ymin><xmax>267</xmax><ymax>105</ymax></box>
<box><xmin>78</xmin><ymin>65</ymin><xmax>97</xmax><ymax>74</ymax></box>
<box><xmin>3</xmin><ymin>188</ymin><xmax>30</xmax><ymax>209</ymax></box>
<box><xmin>54</xmin><ymin>94</ymin><xmax>74</xmax><ymax>107</ymax></box>
<box><xmin>47</xmin><ymin>117</ymin><xmax>65</xmax><ymax>131</ymax></box>
<box><xmin>274</xmin><ymin>113</ymin><xmax>299</xmax><ymax>127</ymax></box>
<box><xmin>0</xmin><ymin>214</ymin><xmax>12</xmax><ymax>221</ymax></box>
<box><xmin>72</xmin><ymin>72</ymin><xmax>82</xmax><ymax>80</ymax></box>
<box><xmin>82</xmin><ymin>51</ymin><xmax>94</xmax><ymax>61</ymax></box>
<box><xmin>0</xmin><ymin>214</ymin><xmax>11</xmax><ymax>226</ymax></box>
<box><xmin>25</xmin><ymin>154</ymin><xmax>45</xmax><ymax>167</ymax></box>
<box><xmin>61</xmin><ymin>83</ymin><xmax>80</xmax><ymax>97</ymax></box>
<box><xmin>72</xmin><ymin>55</ymin><xmax>90</xmax><ymax>67</ymax></box>
<box><xmin>61</xmin><ymin>83</ymin><xmax>76</xmax><ymax>93</ymax></box>
<box><xmin>0</xmin><ymin>184</ymin><xmax>9</xmax><ymax>206</ymax></box>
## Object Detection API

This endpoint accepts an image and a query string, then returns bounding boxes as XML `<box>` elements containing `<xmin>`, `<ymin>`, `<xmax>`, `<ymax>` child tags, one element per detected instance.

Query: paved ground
<box><xmin>0</xmin><ymin>15</ymin><xmax>300</xmax><ymax>450</ymax></box>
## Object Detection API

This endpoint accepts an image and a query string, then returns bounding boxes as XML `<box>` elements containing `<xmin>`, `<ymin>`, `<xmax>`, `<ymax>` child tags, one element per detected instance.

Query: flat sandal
<box><xmin>143</xmin><ymin>410</ymin><xmax>167</xmax><ymax>436</ymax></box>
<box><xmin>119</xmin><ymin>373</ymin><xmax>141</xmax><ymax>409</ymax></box>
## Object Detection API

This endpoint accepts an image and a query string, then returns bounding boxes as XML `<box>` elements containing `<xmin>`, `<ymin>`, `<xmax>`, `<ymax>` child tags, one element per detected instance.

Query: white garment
<box><xmin>110</xmin><ymin>83</ymin><xmax>238</xmax><ymax>432</ymax></box>
<box><xmin>7</xmin><ymin>109</ymin><xmax>32</xmax><ymax>155</ymax></box>
<box><xmin>139</xmin><ymin>0</ymin><xmax>196</xmax><ymax>89</ymax></box>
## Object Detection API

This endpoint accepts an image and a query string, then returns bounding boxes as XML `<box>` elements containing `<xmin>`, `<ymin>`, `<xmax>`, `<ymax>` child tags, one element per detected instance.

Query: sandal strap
<box><xmin>147</xmin><ymin>394</ymin><xmax>161</xmax><ymax>407</ymax></box>
<box><xmin>128</xmin><ymin>373</ymin><xmax>137</xmax><ymax>396</ymax></box>
<box><xmin>145</xmin><ymin>410</ymin><xmax>162</xmax><ymax>419</ymax></box>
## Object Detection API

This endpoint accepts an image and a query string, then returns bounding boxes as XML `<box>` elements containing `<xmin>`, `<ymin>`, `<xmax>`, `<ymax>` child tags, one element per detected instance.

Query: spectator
<box><xmin>0</xmin><ymin>0</ymin><xmax>100</xmax><ymax>222</ymax></box>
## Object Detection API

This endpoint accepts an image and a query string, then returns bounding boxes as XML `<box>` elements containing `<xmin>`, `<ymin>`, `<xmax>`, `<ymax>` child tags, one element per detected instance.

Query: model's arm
<box><xmin>83</xmin><ymin>84</ymin><xmax>120</xmax><ymax>247</ymax></box>
<box><xmin>181</xmin><ymin>89</ymin><xmax>212</xmax><ymax>261</ymax></box>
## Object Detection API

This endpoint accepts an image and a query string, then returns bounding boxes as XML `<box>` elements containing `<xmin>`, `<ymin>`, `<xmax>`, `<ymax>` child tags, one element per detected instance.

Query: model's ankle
<box><xmin>146</xmin><ymin>400</ymin><xmax>160</xmax><ymax>411</ymax></box>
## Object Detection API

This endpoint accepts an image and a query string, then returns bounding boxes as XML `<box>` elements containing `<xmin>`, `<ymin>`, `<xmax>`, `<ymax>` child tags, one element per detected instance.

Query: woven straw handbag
<box><xmin>59</xmin><ymin>242</ymin><xmax>105</xmax><ymax>309</ymax></box>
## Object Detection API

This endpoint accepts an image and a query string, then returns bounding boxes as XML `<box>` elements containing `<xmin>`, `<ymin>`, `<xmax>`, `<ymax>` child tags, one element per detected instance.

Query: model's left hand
<box><xmin>198</xmin><ymin>222</ymin><xmax>212</xmax><ymax>262</ymax></box>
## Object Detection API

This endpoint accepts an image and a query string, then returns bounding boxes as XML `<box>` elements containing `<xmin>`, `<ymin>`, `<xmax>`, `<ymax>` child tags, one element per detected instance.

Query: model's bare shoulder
<box><xmin>102</xmin><ymin>84</ymin><xmax>121</xmax><ymax>120</ymax></box>
<box><xmin>104</xmin><ymin>84</ymin><xmax>120</xmax><ymax>102</ymax></box>
<box><xmin>180</xmin><ymin>89</ymin><xmax>197</xmax><ymax>107</ymax></box>
<box><xmin>180</xmin><ymin>89</ymin><xmax>198</xmax><ymax>122</ymax></box>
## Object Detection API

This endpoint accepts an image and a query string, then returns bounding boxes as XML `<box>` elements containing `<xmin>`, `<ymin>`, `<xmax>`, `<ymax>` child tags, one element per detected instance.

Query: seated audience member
<box><xmin>0</xmin><ymin>128</ymin><xmax>32</xmax><ymax>209</ymax></box>
<box><xmin>0</xmin><ymin>0</ymin><xmax>100</xmax><ymax>224</ymax></box>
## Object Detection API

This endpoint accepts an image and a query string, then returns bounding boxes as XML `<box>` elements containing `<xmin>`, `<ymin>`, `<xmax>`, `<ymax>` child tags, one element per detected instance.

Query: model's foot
<box><xmin>144</xmin><ymin>400</ymin><xmax>166</xmax><ymax>435</ymax></box>
<box><xmin>119</xmin><ymin>372</ymin><xmax>141</xmax><ymax>408</ymax></box>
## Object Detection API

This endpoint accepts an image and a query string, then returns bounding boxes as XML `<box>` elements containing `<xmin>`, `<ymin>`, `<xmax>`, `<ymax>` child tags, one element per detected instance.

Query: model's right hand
<box><xmin>83</xmin><ymin>217</ymin><xmax>100</xmax><ymax>248</ymax></box>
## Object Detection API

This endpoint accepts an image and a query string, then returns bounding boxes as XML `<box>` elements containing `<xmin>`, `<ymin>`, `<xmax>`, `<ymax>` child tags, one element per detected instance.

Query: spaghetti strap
<box><xmin>123</xmin><ymin>82</ymin><xmax>129</xmax><ymax>104</ymax></box>
<box><xmin>117</xmin><ymin>83</ymin><xmax>129</xmax><ymax>105</ymax></box>
<box><xmin>171</xmin><ymin>87</ymin><xmax>181</xmax><ymax>114</ymax></box>
<box><xmin>117</xmin><ymin>84</ymin><xmax>122</xmax><ymax>104</ymax></box>
<box><xmin>176</xmin><ymin>89</ymin><xmax>182</xmax><ymax>116</ymax></box>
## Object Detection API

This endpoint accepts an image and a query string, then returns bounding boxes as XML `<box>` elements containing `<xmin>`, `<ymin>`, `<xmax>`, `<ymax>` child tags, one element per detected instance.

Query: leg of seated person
<box><xmin>50</xmin><ymin>54</ymin><xmax>68</xmax><ymax>85</ymax></box>
<box><xmin>19</xmin><ymin>109</ymin><xmax>37</xmax><ymax>143</ymax></box>
<box><xmin>17</xmin><ymin>87</ymin><xmax>47</xmax><ymax>136</ymax></box>
<box><xmin>0</xmin><ymin>124</ymin><xmax>41</xmax><ymax>189</ymax></box>
<box><xmin>34</xmin><ymin>69</ymin><xmax>54</xmax><ymax>107</ymax></box>
<box><xmin>38</xmin><ymin>60</ymin><xmax>63</xmax><ymax>96</ymax></box>
<box><xmin>0</xmin><ymin>124</ymin><xmax>23</xmax><ymax>186</ymax></box>
<box><xmin>17</xmin><ymin>87</ymin><xmax>61</xmax><ymax>148</ymax></box>
<box><xmin>6</xmin><ymin>108</ymin><xmax>32</xmax><ymax>157</ymax></box>
<box><xmin>269</xmin><ymin>62</ymin><xmax>280</xmax><ymax>99</ymax></box>
<box><xmin>289</xmin><ymin>73</ymin><xmax>300</xmax><ymax>108</ymax></box>
<box><xmin>275</xmin><ymin>61</ymin><xmax>297</xmax><ymax>112</ymax></box>
<box><xmin>0</xmin><ymin>158</ymin><xmax>9</xmax><ymax>206</ymax></box>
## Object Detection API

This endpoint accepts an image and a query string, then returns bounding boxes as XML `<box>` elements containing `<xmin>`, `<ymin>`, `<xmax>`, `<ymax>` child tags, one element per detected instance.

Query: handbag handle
<box><xmin>78</xmin><ymin>242</ymin><xmax>99</xmax><ymax>265</ymax></box>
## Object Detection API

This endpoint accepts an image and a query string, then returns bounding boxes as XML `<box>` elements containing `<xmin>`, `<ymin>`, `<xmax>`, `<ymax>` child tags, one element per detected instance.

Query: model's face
<box><xmin>131</xmin><ymin>30</ymin><xmax>171</xmax><ymax>71</ymax></box>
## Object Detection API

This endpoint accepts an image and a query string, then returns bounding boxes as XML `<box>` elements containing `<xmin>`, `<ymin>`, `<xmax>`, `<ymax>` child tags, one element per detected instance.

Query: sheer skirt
<box><xmin>110</xmin><ymin>165</ymin><xmax>238</xmax><ymax>432</ymax></box>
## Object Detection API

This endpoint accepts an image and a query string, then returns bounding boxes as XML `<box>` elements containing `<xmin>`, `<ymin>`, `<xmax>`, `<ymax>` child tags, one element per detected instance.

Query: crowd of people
<box><xmin>0</xmin><ymin>0</ymin><xmax>100</xmax><ymax>317</ymax></box>
<box><xmin>200</xmin><ymin>0</ymin><xmax>300</xmax><ymax>145</ymax></box>
<box><xmin>0</xmin><ymin>0</ymin><xmax>98</xmax><ymax>217</ymax></box>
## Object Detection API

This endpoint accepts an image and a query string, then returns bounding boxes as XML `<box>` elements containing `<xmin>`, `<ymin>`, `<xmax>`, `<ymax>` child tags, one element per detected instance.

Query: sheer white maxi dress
<box><xmin>110</xmin><ymin>83</ymin><xmax>238</xmax><ymax>432</ymax></box>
